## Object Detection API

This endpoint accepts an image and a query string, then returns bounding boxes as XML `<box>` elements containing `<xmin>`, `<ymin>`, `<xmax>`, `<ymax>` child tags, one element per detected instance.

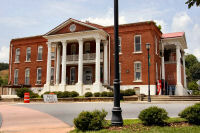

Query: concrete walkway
<box><xmin>0</xmin><ymin>104</ymin><xmax>74</xmax><ymax>133</ymax></box>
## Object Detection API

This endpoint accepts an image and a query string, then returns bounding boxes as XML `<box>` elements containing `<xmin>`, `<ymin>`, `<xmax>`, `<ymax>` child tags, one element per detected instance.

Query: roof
<box><xmin>162</xmin><ymin>32</ymin><xmax>185</xmax><ymax>39</ymax></box>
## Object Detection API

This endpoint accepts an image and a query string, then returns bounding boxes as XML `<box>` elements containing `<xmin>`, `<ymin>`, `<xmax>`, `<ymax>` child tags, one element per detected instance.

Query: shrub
<box><xmin>188</xmin><ymin>81</ymin><xmax>199</xmax><ymax>90</ymax></box>
<box><xmin>62</xmin><ymin>91</ymin><xmax>70</xmax><ymax>98</ymax></box>
<box><xmin>120</xmin><ymin>90</ymin><xmax>125</xmax><ymax>100</ymax></box>
<box><xmin>179</xmin><ymin>103</ymin><xmax>200</xmax><ymax>125</ymax></box>
<box><xmin>101</xmin><ymin>91</ymin><xmax>108</xmax><ymax>97</ymax></box>
<box><xmin>107</xmin><ymin>92</ymin><xmax>114</xmax><ymax>97</ymax></box>
<box><xmin>70</xmin><ymin>91</ymin><xmax>79</xmax><ymax>97</ymax></box>
<box><xmin>85</xmin><ymin>92</ymin><xmax>93</xmax><ymax>97</ymax></box>
<box><xmin>94</xmin><ymin>92</ymin><xmax>101</xmax><ymax>97</ymax></box>
<box><xmin>124</xmin><ymin>89</ymin><xmax>135</xmax><ymax>96</ymax></box>
<box><xmin>74</xmin><ymin>109</ymin><xmax>107</xmax><ymax>131</ymax></box>
<box><xmin>16</xmin><ymin>88</ymin><xmax>38</xmax><ymax>98</ymax></box>
<box><xmin>138</xmin><ymin>106</ymin><xmax>169</xmax><ymax>125</ymax></box>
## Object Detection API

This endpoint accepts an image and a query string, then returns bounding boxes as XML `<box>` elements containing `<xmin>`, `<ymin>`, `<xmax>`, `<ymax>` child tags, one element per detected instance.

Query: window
<box><xmin>50</xmin><ymin>67</ymin><xmax>54</xmax><ymax>83</ymax></box>
<box><xmin>26</xmin><ymin>47</ymin><xmax>31</xmax><ymax>62</ymax></box>
<box><xmin>14</xmin><ymin>69</ymin><xmax>19</xmax><ymax>85</ymax></box>
<box><xmin>51</xmin><ymin>46</ymin><xmax>55</xmax><ymax>60</ymax></box>
<box><xmin>71</xmin><ymin>44</ymin><xmax>76</xmax><ymax>55</ymax></box>
<box><xmin>15</xmin><ymin>48</ymin><xmax>20</xmax><ymax>62</ymax></box>
<box><xmin>37</xmin><ymin>46</ymin><xmax>43</xmax><ymax>60</ymax></box>
<box><xmin>134</xmin><ymin>35</ymin><xmax>141</xmax><ymax>52</ymax></box>
<box><xmin>134</xmin><ymin>62</ymin><xmax>142</xmax><ymax>81</ymax></box>
<box><xmin>84</xmin><ymin>42</ymin><xmax>90</xmax><ymax>53</ymax></box>
<box><xmin>119</xmin><ymin>63</ymin><xmax>121</xmax><ymax>81</ymax></box>
<box><xmin>155</xmin><ymin>36</ymin><xmax>158</xmax><ymax>54</ymax></box>
<box><xmin>36</xmin><ymin>67</ymin><xmax>42</xmax><ymax>84</ymax></box>
<box><xmin>70</xmin><ymin>67</ymin><xmax>76</xmax><ymax>84</ymax></box>
<box><xmin>25</xmin><ymin>68</ymin><xmax>30</xmax><ymax>85</ymax></box>
<box><xmin>119</xmin><ymin>37</ymin><xmax>121</xmax><ymax>53</ymax></box>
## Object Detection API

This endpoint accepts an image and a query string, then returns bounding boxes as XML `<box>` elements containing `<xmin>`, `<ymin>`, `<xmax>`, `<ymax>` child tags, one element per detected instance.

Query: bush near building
<box><xmin>179</xmin><ymin>103</ymin><xmax>200</xmax><ymax>125</ymax></box>
<box><xmin>16</xmin><ymin>88</ymin><xmax>39</xmax><ymax>98</ymax></box>
<box><xmin>73</xmin><ymin>109</ymin><xmax>108</xmax><ymax>131</ymax></box>
<box><xmin>138</xmin><ymin>106</ymin><xmax>169</xmax><ymax>125</ymax></box>
<box><xmin>85</xmin><ymin>92</ymin><xmax>93</xmax><ymax>97</ymax></box>
<box><xmin>94</xmin><ymin>92</ymin><xmax>101</xmax><ymax>97</ymax></box>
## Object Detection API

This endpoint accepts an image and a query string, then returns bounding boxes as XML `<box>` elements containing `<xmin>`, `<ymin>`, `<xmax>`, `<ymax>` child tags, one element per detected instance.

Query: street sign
<box><xmin>43</xmin><ymin>94</ymin><xmax>58</xmax><ymax>103</ymax></box>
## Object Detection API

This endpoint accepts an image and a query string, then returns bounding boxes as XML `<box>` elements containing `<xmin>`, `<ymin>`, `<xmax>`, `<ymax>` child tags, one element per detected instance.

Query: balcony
<box><xmin>65</xmin><ymin>52</ymin><xmax>103</xmax><ymax>64</ymax></box>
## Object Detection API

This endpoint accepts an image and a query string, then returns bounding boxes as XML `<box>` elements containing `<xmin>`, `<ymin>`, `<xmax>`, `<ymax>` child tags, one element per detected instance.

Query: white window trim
<box><xmin>119</xmin><ymin>63</ymin><xmax>122</xmax><ymax>82</ymax></box>
<box><xmin>133</xmin><ymin>61</ymin><xmax>142</xmax><ymax>82</ymax></box>
<box><xmin>37</xmin><ymin>46</ymin><xmax>43</xmax><ymax>61</ymax></box>
<box><xmin>25</xmin><ymin>47</ymin><xmax>31</xmax><ymax>62</ymax></box>
<box><xmin>119</xmin><ymin>37</ymin><xmax>122</xmax><ymax>54</ymax></box>
<box><xmin>36</xmin><ymin>67</ymin><xmax>42</xmax><ymax>84</ymax></box>
<box><xmin>15</xmin><ymin>48</ymin><xmax>20</xmax><ymax>63</ymax></box>
<box><xmin>14</xmin><ymin>69</ymin><xmax>19</xmax><ymax>85</ymax></box>
<box><xmin>25</xmin><ymin>68</ymin><xmax>30</xmax><ymax>85</ymax></box>
<box><xmin>50</xmin><ymin>67</ymin><xmax>54</xmax><ymax>82</ymax></box>
<box><xmin>51</xmin><ymin>46</ymin><xmax>56</xmax><ymax>60</ymax></box>
<box><xmin>134</xmin><ymin>35</ymin><xmax>142</xmax><ymax>52</ymax></box>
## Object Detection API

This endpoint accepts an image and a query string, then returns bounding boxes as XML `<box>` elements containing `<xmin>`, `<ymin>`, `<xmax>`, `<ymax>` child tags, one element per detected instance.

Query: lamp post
<box><xmin>146</xmin><ymin>43</ymin><xmax>151</xmax><ymax>102</ymax></box>
<box><xmin>111</xmin><ymin>0</ymin><xmax>123</xmax><ymax>126</ymax></box>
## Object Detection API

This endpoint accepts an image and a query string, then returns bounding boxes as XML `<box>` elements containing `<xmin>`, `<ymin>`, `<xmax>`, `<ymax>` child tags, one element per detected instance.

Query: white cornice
<box><xmin>43</xmin><ymin>29</ymin><xmax>107</xmax><ymax>43</ymax></box>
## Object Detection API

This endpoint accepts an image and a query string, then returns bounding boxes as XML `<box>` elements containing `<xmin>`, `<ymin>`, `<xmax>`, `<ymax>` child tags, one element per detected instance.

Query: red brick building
<box><xmin>8</xmin><ymin>18</ymin><xmax>188</xmax><ymax>95</ymax></box>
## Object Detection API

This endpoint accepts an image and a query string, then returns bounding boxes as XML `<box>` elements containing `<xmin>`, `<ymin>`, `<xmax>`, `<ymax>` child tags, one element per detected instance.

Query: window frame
<box><xmin>36</xmin><ymin>67</ymin><xmax>42</xmax><ymax>84</ymax></box>
<box><xmin>70</xmin><ymin>67</ymin><xmax>76</xmax><ymax>84</ymax></box>
<box><xmin>84</xmin><ymin>42</ymin><xmax>90</xmax><ymax>53</ymax></box>
<box><xmin>155</xmin><ymin>36</ymin><xmax>158</xmax><ymax>55</ymax></box>
<box><xmin>51</xmin><ymin>46</ymin><xmax>56</xmax><ymax>60</ymax></box>
<box><xmin>15</xmin><ymin>48</ymin><xmax>20</xmax><ymax>63</ymax></box>
<box><xmin>134</xmin><ymin>61</ymin><xmax>142</xmax><ymax>81</ymax></box>
<box><xmin>26</xmin><ymin>47</ymin><xmax>31</xmax><ymax>62</ymax></box>
<box><xmin>71</xmin><ymin>44</ymin><xmax>76</xmax><ymax>55</ymax></box>
<box><xmin>119</xmin><ymin>63</ymin><xmax>121</xmax><ymax>81</ymax></box>
<box><xmin>25</xmin><ymin>68</ymin><xmax>30</xmax><ymax>85</ymax></box>
<box><xmin>50</xmin><ymin>67</ymin><xmax>54</xmax><ymax>83</ymax></box>
<box><xmin>14</xmin><ymin>69</ymin><xmax>19</xmax><ymax>85</ymax></box>
<box><xmin>118</xmin><ymin>37</ymin><xmax>122</xmax><ymax>53</ymax></box>
<box><xmin>134</xmin><ymin>35</ymin><xmax>142</xmax><ymax>52</ymax></box>
<box><xmin>37</xmin><ymin>46</ymin><xmax>43</xmax><ymax>61</ymax></box>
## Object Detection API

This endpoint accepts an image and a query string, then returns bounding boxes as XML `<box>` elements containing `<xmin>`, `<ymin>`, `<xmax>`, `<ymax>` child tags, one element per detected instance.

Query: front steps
<box><xmin>142</xmin><ymin>95</ymin><xmax>200</xmax><ymax>101</ymax></box>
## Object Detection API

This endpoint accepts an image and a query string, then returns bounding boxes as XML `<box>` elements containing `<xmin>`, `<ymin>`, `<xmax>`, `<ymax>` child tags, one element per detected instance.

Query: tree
<box><xmin>186</xmin><ymin>0</ymin><xmax>200</xmax><ymax>8</ymax></box>
<box><xmin>0</xmin><ymin>63</ymin><xmax>9</xmax><ymax>71</ymax></box>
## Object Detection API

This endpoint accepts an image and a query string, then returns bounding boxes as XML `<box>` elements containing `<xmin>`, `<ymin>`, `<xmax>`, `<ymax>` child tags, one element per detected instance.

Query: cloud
<box><xmin>82</xmin><ymin>8</ymin><xmax>126</xmax><ymax>26</ymax></box>
<box><xmin>172</xmin><ymin>12</ymin><xmax>192</xmax><ymax>31</ymax></box>
<box><xmin>154</xmin><ymin>20</ymin><xmax>169</xmax><ymax>33</ymax></box>
<box><xmin>193</xmin><ymin>49</ymin><xmax>200</xmax><ymax>61</ymax></box>
<box><xmin>0</xmin><ymin>46</ymin><xmax>9</xmax><ymax>63</ymax></box>
<box><xmin>0</xmin><ymin>17</ymin><xmax>39</xmax><ymax>28</ymax></box>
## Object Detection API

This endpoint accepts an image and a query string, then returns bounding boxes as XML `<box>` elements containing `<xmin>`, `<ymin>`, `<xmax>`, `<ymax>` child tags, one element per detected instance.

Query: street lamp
<box><xmin>111</xmin><ymin>0</ymin><xmax>123</xmax><ymax>126</ymax></box>
<box><xmin>146</xmin><ymin>43</ymin><xmax>151</xmax><ymax>102</ymax></box>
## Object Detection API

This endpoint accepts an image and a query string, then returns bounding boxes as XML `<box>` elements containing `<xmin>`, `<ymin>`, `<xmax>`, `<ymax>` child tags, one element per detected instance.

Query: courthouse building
<box><xmin>8</xmin><ymin>18</ymin><xmax>188</xmax><ymax>95</ymax></box>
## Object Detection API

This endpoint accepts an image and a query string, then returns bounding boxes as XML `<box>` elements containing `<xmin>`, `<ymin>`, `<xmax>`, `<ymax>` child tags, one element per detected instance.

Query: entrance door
<box><xmin>83</xmin><ymin>67</ymin><xmax>92</xmax><ymax>84</ymax></box>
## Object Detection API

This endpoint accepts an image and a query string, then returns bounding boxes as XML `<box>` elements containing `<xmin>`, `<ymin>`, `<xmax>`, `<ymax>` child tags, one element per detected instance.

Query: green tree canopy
<box><xmin>186</xmin><ymin>0</ymin><xmax>200</xmax><ymax>8</ymax></box>
<box><xmin>0</xmin><ymin>63</ymin><xmax>9</xmax><ymax>71</ymax></box>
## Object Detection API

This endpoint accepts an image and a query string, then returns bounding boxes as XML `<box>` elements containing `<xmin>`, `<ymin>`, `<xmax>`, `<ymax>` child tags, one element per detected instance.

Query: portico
<box><xmin>161</xmin><ymin>32</ymin><xmax>187</xmax><ymax>95</ymax></box>
<box><xmin>42</xmin><ymin>27</ymin><xmax>108</xmax><ymax>95</ymax></box>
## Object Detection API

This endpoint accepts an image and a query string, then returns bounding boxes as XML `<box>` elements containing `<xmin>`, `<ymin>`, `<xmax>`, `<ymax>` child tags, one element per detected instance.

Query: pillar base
<box><xmin>175</xmin><ymin>84</ymin><xmax>188</xmax><ymax>96</ymax></box>
<box><xmin>59</xmin><ymin>84</ymin><xmax>66</xmax><ymax>92</ymax></box>
<box><xmin>76</xmin><ymin>82</ymin><xmax>83</xmax><ymax>95</ymax></box>
<box><xmin>93</xmin><ymin>82</ymin><xmax>102</xmax><ymax>93</ymax></box>
<box><xmin>40</xmin><ymin>84</ymin><xmax>50</xmax><ymax>95</ymax></box>
<box><xmin>111</xmin><ymin>107</ymin><xmax>123</xmax><ymax>126</ymax></box>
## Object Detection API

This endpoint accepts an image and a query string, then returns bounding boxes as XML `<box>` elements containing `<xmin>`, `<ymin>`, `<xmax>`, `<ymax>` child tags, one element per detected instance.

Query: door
<box><xmin>83</xmin><ymin>67</ymin><xmax>92</xmax><ymax>84</ymax></box>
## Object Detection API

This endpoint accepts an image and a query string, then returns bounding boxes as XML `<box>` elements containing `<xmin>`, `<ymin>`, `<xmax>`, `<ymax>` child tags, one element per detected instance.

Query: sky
<box><xmin>0</xmin><ymin>0</ymin><xmax>200</xmax><ymax>63</ymax></box>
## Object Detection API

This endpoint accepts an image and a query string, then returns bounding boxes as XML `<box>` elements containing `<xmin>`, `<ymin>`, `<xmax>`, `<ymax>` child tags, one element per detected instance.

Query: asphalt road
<box><xmin>17</xmin><ymin>102</ymin><xmax>194</xmax><ymax>126</ymax></box>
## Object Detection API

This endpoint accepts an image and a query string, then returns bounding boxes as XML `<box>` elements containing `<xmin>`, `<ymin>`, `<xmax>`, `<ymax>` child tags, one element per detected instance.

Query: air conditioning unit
<box><xmin>36</xmin><ymin>81</ymin><xmax>41</xmax><ymax>85</ymax></box>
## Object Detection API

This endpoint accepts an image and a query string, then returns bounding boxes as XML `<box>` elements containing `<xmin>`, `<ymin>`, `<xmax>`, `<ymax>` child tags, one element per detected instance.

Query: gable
<box><xmin>45</xmin><ymin>18</ymin><xmax>100</xmax><ymax>36</ymax></box>
<box><xmin>50</xmin><ymin>22</ymin><xmax>94</xmax><ymax>35</ymax></box>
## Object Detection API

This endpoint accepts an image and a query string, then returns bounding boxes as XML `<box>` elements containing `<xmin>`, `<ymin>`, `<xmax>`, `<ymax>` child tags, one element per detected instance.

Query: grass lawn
<box><xmin>70</xmin><ymin>118</ymin><xmax>200</xmax><ymax>133</ymax></box>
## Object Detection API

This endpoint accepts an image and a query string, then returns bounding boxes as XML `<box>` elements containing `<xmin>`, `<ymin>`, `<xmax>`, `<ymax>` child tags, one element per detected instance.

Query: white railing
<box><xmin>66</xmin><ymin>52</ymin><xmax>103</xmax><ymax>62</ymax></box>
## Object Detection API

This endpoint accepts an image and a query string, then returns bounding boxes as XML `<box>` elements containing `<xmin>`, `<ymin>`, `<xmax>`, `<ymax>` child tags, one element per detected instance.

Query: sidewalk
<box><xmin>0</xmin><ymin>104</ymin><xmax>74</xmax><ymax>133</ymax></box>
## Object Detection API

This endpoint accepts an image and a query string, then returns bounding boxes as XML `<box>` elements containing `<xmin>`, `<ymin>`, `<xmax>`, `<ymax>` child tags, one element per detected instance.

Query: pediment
<box><xmin>45</xmin><ymin>18</ymin><xmax>99</xmax><ymax>35</ymax></box>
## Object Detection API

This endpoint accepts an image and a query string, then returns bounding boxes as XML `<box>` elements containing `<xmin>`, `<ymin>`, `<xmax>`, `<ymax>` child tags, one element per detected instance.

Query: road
<box><xmin>17</xmin><ymin>102</ymin><xmax>194</xmax><ymax>126</ymax></box>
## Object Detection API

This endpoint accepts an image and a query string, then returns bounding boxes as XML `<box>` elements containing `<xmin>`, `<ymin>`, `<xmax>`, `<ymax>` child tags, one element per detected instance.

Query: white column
<box><xmin>46</xmin><ymin>42</ymin><xmax>52</xmax><ymax>85</ymax></box>
<box><xmin>95</xmin><ymin>38</ymin><xmax>101</xmax><ymax>83</ymax></box>
<box><xmin>161</xmin><ymin>44</ymin><xmax>165</xmax><ymax>80</ymax></box>
<box><xmin>183</xmin><ymin>54</ymin><xmax>187</xmax><ymax>88</ymax></box>
<box><xmin>61</xmin><ymin>41</ymin><xmax>67</xmax><ymax>85</ymax></box>
<box><xmin>56</xmin><ymin>44</ymin><xmax>61</xmax><ymax>85</ymax></box>
<box><xmin>176</xmin><ymin>45</ymin><xmax>182</xmax><ymax>85</ymax></box>
<box><xmin>78</xmin><ymin>39</ymin><xmax>83</xmax><ymax>84</ymax></box>
<box><xmin>103</xmin><ymin>41</ymin><xmax>108</xmax><ymax>84</ymax></box>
